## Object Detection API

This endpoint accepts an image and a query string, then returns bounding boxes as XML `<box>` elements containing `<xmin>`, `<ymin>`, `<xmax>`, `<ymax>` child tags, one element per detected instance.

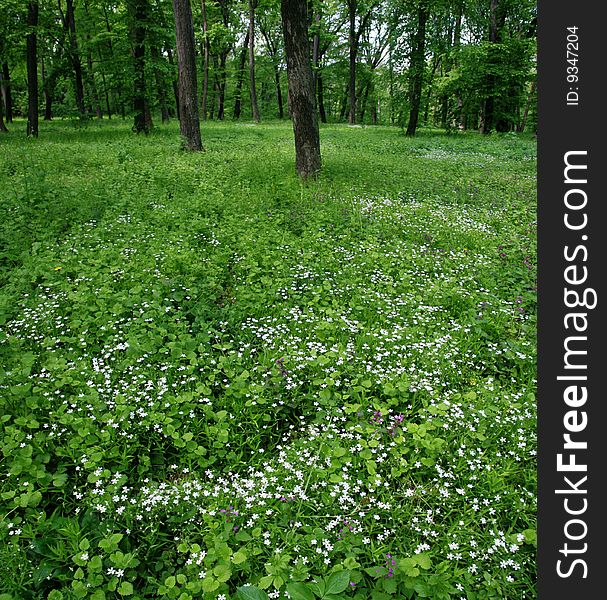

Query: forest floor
<box><xmin>0</xmin><ymin>120</ymin><xmax>537</xmax><ymax>600</ymax></box>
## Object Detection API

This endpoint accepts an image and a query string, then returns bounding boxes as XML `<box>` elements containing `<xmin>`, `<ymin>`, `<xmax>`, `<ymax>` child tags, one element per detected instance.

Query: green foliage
<box><xmin>0</xmin><ymin>120</ymin><xmax>536</xmax><ymax>599</ymax></box>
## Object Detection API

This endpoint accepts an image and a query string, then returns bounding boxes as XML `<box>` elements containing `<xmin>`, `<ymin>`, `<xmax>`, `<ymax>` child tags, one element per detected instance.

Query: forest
<box><xmin>1</xmin><ymin>1</ymin><xmax>537</xmax><ymax>599</ymax></box>
<box><xmin>1</xmin><ymin>0</ymin><xmax>537</xmax><ymax>144</ymax></box>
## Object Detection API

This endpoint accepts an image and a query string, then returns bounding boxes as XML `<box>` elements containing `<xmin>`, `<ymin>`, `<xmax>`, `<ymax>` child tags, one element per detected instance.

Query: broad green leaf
<box><xmin>236</xmin><ymin>585</ymin><xmax>270</xmax><ymax>600</ymax></box>
<box><xmin>285</xmin><ymin>583</ymin><xmax>315</xmax><ymax>600</ymax></box>
<box><xmin>325</xmin><ymin>570</ymin><xmax>350</xmax><ymax>595</ymax></box>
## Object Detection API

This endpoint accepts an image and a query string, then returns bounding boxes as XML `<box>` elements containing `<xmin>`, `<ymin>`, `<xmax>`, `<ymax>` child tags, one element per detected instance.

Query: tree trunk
<box><xmin>347</xmin><ymin>0</ymin><xmax>357</xmax><ymax>124</ymax></box>
<box><xmin>233</xmin><ymin>31</ymin><xmax>249</xmax><ymax>120</ymax></box>
<box><xmin>201</xmin><ymin>0</ymin><xmax>210</xmax><ymax>120</ymax></box>
<box><xmin>151</xmin><ymin>46</ymin><xmax>170</xmax><ymax>123</ymax></box>
<box><xmin>518</xmin><ymin>79</ymin><xmax>536</xmax><ymax>132</ymax></box>
<box><xmin>280</xmin><ymin>0</ymin><xmax>321</xmax><ymax>179</ymax></box>
<box><xmin>1</xmin><ymin>63</ymin><xmax>12</xmax><ymax>123</ymax></box>
<box><xmin>0</xmin><ymin>79</ymin><xmax>7</xmax><ymax>132</ymax></box>
<box><xmin>167</xmin><ymin>47</ymin><xmax>180</xmax><ymax>120</ymax></box>
<box><xmin>27</xmin><ymin>1</ymin><xmax>39</xmax><ymax>137</ymax></box>
<box><xmin>405</xmin><ymin>1</ymin><xmax>428</xmax><ymax>137</ymax></box>
<box><xmin>312</xmin><ymin>10</ymin><xmax>321</xmax><ymax>96</ymax></box>
<box><xmin>86</xmin><ymin>47</ymin><xmax>103</xmax><ymax>118</ymax></box>
<box><xmin>359</xmin><ymin>79</ymin><xmax>370</xmax><ymax>122</ymax></box>
<box><xmin>481</xmin><ymin>0</ymin><xmax>499</xmax><ymax>134</ymax></box>
<box><xmin>41</xmin><ymin>58</ymin><xmax>54</xmax><ymax>121</ymax></box>
<box><xmin>217</xmin><ymin>53</ymin><xmax>227</xmax><ymax>120</ymax></box>
<box><xmin>274</xmin><ymin>66</ymin><xmax>284</xmax><ymax>119</ymax></box>
<box><xmin>248</xmin><ymin>0</ymin><xmax>260</xmax><ymax>122</ymax></box>
<box><xmin>173</xmin><ymin>0</ymin><xmax>203</xmax><ymax>150</ymax></box>
<box><xmin>317</xmin><ymin>71</ymin><xmax>327</xmax><ymax>123</ymax></box>
<box><xmin>66</xmin><ymin>0</ymin><xmax>87</xmax><ymax>117</ymax></box>
<box><xmin>100</xmin><ymin>68</ymin><xmax>112</xmax><ymax>119</ymax></box>
<box><xmin>129</xmin><ymin>0</ymin><xmax>150</xmax><ymax>133</ymax></box>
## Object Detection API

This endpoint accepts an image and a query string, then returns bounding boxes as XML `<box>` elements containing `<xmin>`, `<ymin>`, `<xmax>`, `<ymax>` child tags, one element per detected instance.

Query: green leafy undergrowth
<box><xmin>0</xmin><ymin>120</ymin><xmax>536</xmax><ymax>599</ymax></box>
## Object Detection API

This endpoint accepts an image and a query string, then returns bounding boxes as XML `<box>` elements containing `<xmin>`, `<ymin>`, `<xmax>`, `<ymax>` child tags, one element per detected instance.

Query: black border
<box><xmin>538</xmin><ymin>2</ymin><xmax>606</xmax><ymax>597</ymax></box>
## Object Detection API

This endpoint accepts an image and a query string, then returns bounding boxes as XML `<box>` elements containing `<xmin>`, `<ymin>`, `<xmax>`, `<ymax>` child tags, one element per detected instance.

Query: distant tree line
<box><xmin>1</xmin><ymin>0</ymin><xmax>536</xmax><ymax>174</ymax></box>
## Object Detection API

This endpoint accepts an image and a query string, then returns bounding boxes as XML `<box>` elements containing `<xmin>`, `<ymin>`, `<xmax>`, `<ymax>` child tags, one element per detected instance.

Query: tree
<box><xmin>232</xmin><ymin>31</ymin><xmax>249</xmax><ymax>119</ymax></box>
<box><xmin>259</xmin><ymin>6</ymin><xmax>285</xmax><ymax>119</ymax></box>
<box><xmin>248</xmin><ymin>0</ymin><xmax>261</xmax><ymax>122</ymax></box>
<box><xmin>63</xmin><ymin>0</ymin><xmax>87</xmax><ymax>117</ymax></box>
<box><xmin>280</xmin><ymin>0</ymin><xmax>321</xmax><ymax>178</ymax></box>
<box><xmin>128</xmin><ymin>0</ymin><xmax>152</xmax><ymax>133</ymax></box>
<box><xmin>0</xmin><ymin>72</ymin><xmax>7</xmax><ymax>131</ymax></box>
<box><xmin>173</xmin><ymin>0</ymin><xmax>203</xmax><ymax>150</ymax></box>
<box><xmin>405</xmin><ymin>0</ymin><xmax>428</xmax><ymax>136</ymax></box>
<box><xmin>1</xmin><ymin>63</ymin><xmax>12</xmax><ymax>123</ymax></box>
<box><xmin>26</xmin><ymin>1</ymin><xmax>39</xmax><ymax>137</ymax></box>
<box><xmin>200</xmin><ymin>0</ymin><xmax>211</xmax><ymax>119</ymax></box>
<box><xmin>346</xmin><ymin>0</ymin><xmax>375</xmax><ymax>124</ymax></box>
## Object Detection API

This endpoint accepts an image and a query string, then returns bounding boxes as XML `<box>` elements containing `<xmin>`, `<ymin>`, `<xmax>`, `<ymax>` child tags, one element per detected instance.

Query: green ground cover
<box><xmin>0</xmin><ymin>121</ymin><xmax>536</xmax><ymax>599</ymax></box>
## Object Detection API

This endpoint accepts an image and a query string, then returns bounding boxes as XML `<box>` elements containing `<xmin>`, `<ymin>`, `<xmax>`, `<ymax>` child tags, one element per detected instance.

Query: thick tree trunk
<box><xmin>27</xmin><ymin>1</ymin><xmax>39</xmax><ymax>137</ymax></box>
<box><xmin>173</xmin><ymin>0</ymin><xmax>203</xmax><ymax>150</ymax></box>
<box><xmin>233</xmin><ymin>31</ymin><xmax>249</xmax><ymax>120</ymax></box>
<box><xmin>1</xmin><ymin>63</ymin><xmax>12</xmax><ymax>123</ymax></box>
<box><xmin>129</xmin><ymin>0</ymin><xmax>150</xmax><ymax>133</ymax></box>
<box><xmin>248</xmin><ymin>0</ymin><xmax>260</xmax><ymax>122</ymax></box>
<box><xmin>201</xmin><ymin>0</ymin><xmax>210</xmax><ymax>120</ymax></box>
<box><xmin>405</xmin><ymin>1</ymin><xmax>428</xmax><ymax>136</ymax></box>
<box><xmin>280</xmin><ymin>0</ymin><xmax>321</xmax><ymax>179</ymax></box>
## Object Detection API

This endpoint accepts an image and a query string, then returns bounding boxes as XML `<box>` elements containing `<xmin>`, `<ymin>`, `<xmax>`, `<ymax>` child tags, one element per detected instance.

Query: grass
<box><xmin>0</xmin><ymin>119</ymin><xmax>536</xmax><ymax>600</ymax></box>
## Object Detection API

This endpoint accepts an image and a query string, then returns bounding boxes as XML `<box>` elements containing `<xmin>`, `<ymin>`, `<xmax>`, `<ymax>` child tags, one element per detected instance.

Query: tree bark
<box><xmin>280</xmin><ymin>0</ymin><xmax>321</xmax><ymax>179</ymax></box>
<box><xmin>248</xmin><ymin>0</ymin><xmax>261</xmax><ymax>122</ymax></box>
<box><xmin>27</xmin><ymin>1</ymin><xmax>39</xmax><ymax>137</ymax></box>
<box><xmin>173</xmin><ymin>0</ymin><xmax>203</xmax><ymax>150</ymax></box>
<box><xmin>405</xmin><ymin>0</ymin><xmax>428</xmax><ymax>136</ymax></box>
<box><xmin>1</xmin><ymin>63</ymin><xmax>12</xmax><ymax>123</ymax></box>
